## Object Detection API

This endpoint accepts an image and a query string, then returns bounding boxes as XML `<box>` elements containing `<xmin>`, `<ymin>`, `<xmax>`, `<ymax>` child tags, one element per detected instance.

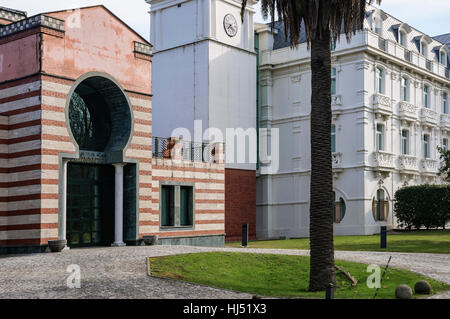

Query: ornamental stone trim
<box><xmin>0</xmin><ymin>14</ymin><xmax>65</xmax><ymax>38</ymax></box>
<box><xmin>373</xmin><ymin>151</ymin><xmax>395</xmax><ymax>169</ymax></box>
<box><xmin>420</xmin><ymin>108</ymin><xmax>438</xmax><ymax>126</ymax></box>
<box><xmin>0</xmin><ymin>7</ymin><xmax>27</xmax><ymax>23</ymax></box>
<box><xmin>399</xmin><ymin>155</ymin><xmax>418</xmax><ymax>171</ymax></box>
<box><xmin>399</xmin><ymin>101</ymin><xmax>418</xmax><ymax>121</ymax></box>
<box><xmin>134</xmin><ymin>41</ymin><xmax>152</xmax><ymax>56</ymax></box>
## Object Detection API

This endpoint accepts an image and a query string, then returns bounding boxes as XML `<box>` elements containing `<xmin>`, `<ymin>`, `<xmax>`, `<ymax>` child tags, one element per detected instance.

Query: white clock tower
<box><xmin>147</xmin><ymin>0</ymin><xmax>258</xmax><ymax>241</ymax></box>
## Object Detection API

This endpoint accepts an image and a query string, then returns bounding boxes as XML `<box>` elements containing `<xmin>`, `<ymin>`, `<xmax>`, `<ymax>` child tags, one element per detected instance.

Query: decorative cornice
<box><xmin>134</xmin><ymin>41</ymin><xmax>153</xmax><ymax>56</ymax></box>
<box><xmin>0</xmin><ymin>14</ymin><xmax>64</xmax><ymax>38</ymax></box>
<box><xmin>0</xmin><ymin>7</ymin><xmax>27</xmax><ymax>23</ymax></box>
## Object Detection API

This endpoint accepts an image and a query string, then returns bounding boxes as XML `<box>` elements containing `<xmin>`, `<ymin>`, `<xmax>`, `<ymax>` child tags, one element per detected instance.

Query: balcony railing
<box><xmin>399</xmin><ymin>155</ymin><xmax>418</xmax><ymax>172</ymax></box>
<box><xmin>399</xmin><ymin>101</ymin><xmax>418</xmax><ymax>122</ymax></box>
<box><xmin>421</xmin><ymin>159</ymin><xmax>438</xmax><ymax>174</ymax></box>
<box><xmin>373</xmin><ymin>93</ymin><xmax>392</xmax><ymax>116</ymax></box>
<box><xmin>404</xmin><ymin>50</ymin><xmax>412</xmax><ymax>62</ymax></box>
<box><xmin>420</xmin><ymin>108</ymin><xmax>438</xmax><ymax>126</ymax></box>
<box><xmin>426</xmin><ymin>59</ymin><xmax>433</xmax><ymax>72</ymax></box>
<box><xmin>152</xmin><ymin>137</ymin><xmax>217</xmax><ymax>163</ymax></box>
<box><xmin>378</xmin><ymin>38</ymin><xmax>387</xmax><ymax>52</ymax></box>
<box><xmin>373</xmin><ymin>151</ymin><xmax>395</xmax><ymax>170</ymax></box>
<box><xmin>441</xmin><ymin>114</ymin><xmax>450</xmax><ymax>130</ymax></box>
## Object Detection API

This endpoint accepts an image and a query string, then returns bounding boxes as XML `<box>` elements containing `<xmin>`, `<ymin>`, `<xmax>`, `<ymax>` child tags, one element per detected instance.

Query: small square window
<box><xmin>161</xmin><ymin>184</ymin><xmax>194</xmax><ymax>228</ymax></box>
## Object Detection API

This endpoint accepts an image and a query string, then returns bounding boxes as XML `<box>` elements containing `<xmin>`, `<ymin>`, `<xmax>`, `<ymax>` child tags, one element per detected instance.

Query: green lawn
<box><xmin>149</xmin><ymin>252</ymin><xmax>450</xmax><ymax>299</ymax></box>
<box><xmin>227</xmin><ymin>230</ymin><xmax>450</xmax><ymax>254</ymax></box>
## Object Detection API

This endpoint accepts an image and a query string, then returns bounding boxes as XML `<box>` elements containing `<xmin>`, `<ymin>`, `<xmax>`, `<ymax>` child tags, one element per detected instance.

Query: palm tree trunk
<box><xmin>308</xmin><ymin>27</ymin><xmax>336</xmax><ymax>292</ymax></box>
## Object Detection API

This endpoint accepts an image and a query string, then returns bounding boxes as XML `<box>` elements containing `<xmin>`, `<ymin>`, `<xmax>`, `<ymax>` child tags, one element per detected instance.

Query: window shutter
<box><xmin>372</xmin><ymin>199</ymin><xmax>378</xmax><ymax>221</ymax></box>
<box><xmin>382</xmin><ymin>200</ymin><xmax>388</xmax><ymax>221</ymax></box>
<box><xmin>335</xmin><ymin>201</ymin><xmax>342</xmax><ymax>223</ymax></box>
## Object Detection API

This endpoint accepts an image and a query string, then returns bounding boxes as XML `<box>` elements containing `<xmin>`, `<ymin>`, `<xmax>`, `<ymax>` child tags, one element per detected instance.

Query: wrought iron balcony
<box><xmin>152</xmin><ymin>137</ymin><xmax>217</xmax><ymax>163</ymax></box>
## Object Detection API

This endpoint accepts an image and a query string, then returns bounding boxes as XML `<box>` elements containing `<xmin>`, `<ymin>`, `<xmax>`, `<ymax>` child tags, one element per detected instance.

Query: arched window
<box><xmin>423</xmin><ymin>85</ymin><xmax>430</xmax><ymax>108</ymax></box>
<box><xmin>376</xmin><ymin>67</ymin><xmax>384</xmax><ymax>94</ymax></box>
<box><xmin>424</xmin><ymin>134</ymin><xmax>430</xmax><ymax>158</ymax></box>
<box><xmin>401</xmin><ymin>77</ymin><xmax>409</xmax><ymax>102</ymax></box>
<box><xmin>443</xmin><ymin>92</ymin><xmax>448</xmax><ymax>114</ymax></box>
<box><xmin>401</xmin><ymin>129</ymin><xmax>409</xmax><ymax>155</ymax></box>
<box><xmin>372</xmin><ymin>189</ymin><xmax>388</xmax><ymax>222</ymax></box>
<box><xmin>332</xmin><ymin>192</ymin><xmax>346</xmax><ymax>224</ymax></box>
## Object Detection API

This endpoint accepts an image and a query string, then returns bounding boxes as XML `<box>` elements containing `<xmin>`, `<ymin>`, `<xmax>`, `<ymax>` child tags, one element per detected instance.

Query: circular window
<box><xmin>69</xmin><ymin>88</ymin><xmax>111</xmax><ymax>152</ymax></box>
<box><xmin>67</xmin><ymin>75</ymin><xmax>132</xmax><ymax>155</ymax></box>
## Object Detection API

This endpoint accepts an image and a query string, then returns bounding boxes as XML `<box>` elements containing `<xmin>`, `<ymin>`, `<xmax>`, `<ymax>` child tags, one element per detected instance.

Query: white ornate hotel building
<box><xmin>255</xmin><ymin>5</ymin><xmax>450</xmax><ymax>238</ymax></box>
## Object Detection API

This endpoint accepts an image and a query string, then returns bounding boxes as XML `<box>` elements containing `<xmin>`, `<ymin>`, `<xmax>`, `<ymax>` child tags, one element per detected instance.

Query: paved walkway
<box><xmin>0</xmin><ymin>246</ymin><xmax>448</xmax><ymax>299</ymax></box>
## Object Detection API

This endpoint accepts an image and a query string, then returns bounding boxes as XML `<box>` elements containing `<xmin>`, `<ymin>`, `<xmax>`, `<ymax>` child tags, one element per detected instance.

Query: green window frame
<box><xmin>424</xmin><ymin>134</ymin><xmax>430</xmax><ymax>159</ymax></box>
<box><xmin>160</xmin><ymin>184</ymin><xmax>194</xmax><ymax>228</ymax></box>
<box><xmin>401</xmin><ymin>130</ymin><xmax>409</xmax><ymax>155</ymax></box>
<box><xmin>376</xmin><ymin>124</ymin><xmax>384</xmax><ymax>151</ymax></box>
<box><xmin>331</xmin><ymin>67</ymin><xmax>337</xmax><ymax>95</ymax></box>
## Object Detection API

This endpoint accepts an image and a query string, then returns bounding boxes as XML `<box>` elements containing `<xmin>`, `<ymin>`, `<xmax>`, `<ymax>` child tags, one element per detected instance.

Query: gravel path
<box><xmin>0</xmin><ymin>245</ymin><xmax>448</xmax><ymax>299</ymax></box>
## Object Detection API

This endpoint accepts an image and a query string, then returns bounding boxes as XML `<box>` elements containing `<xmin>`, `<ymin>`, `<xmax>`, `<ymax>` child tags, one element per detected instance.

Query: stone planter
<box><xmin>48</xmin><ymin>240</ymin><xmax>67</xmax><ymax>253</ymax></box>
<box><xmin>143</xmin><ymin>235</ymin><xmax>158</xmax><ymax>246</ymax></box>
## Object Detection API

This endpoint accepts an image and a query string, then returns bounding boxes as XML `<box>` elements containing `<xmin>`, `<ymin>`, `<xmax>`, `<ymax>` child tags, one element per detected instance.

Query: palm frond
<box><xmin>242</xmin><ymin>0</ymin><xmax>382</xmax><ymax>47</ymax></box>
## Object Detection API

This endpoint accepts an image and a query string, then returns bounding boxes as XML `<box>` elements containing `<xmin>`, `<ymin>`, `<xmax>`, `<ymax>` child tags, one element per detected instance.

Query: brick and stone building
<box><xmin>255</xmin><ymin>5</ymin><xmax>450</xmax><ymax>238</ymax></box>
<box><xmin>0</xmin><ymin>5</ymin><xmax>225</xmax><ymax>254</ymax></box>
<box><xmin>147</xmin><ymin>0</ymin><xmax>258</xmax><ymax>241</ymax></box>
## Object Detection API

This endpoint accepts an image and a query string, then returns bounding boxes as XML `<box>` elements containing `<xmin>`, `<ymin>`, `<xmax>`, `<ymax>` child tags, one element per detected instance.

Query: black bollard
<box><xmin>325</xmin><ymin>283</ymin><xmax>335</xmax><ymax>299</ymax></box>
<box><xmin>242</xmin><ymin>224</ymin><xmax>248</xmax><ymax>247</ymax></box>
<box><xmin>380</xmin><ymin>226</ymin><xmax>387</xmax><ymax>249</ymax></box>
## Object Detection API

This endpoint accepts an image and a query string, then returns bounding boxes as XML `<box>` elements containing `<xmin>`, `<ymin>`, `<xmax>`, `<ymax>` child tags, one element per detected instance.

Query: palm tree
<box><xmin>242</xmin><ymin>0</ymin><xmax>381</xmax><ymax>291</ymax></box>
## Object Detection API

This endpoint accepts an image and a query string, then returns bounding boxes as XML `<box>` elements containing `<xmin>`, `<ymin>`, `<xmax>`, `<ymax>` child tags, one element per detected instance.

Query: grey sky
<box><xmin>1</xmin><ymin>0</ymin><xmax>449</xmax><ymax>41</ymax></box>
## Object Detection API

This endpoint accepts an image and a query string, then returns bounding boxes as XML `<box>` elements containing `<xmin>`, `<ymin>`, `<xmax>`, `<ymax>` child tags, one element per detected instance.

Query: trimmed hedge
<box><xmin>394</xmin><ymin>185</ymin><xmax>450</xmax><ymax>230</ymax></box>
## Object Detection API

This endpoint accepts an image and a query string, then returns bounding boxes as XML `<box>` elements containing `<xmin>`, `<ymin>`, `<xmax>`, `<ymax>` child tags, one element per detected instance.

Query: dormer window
<box><xmin>368</xmin><ymin>9</ymin><xmax>387</xmax><ymax>36</ymax></box>
<box><xmin>394</xmin><ymin>23</ymin><xmax>411</xmax><ymax>47</ymax></box>
<box><xmin>441</xmin><ymin>52</ymin><xmax>447</xmax><ymax>67</ymax></box>
<box><xmin>399</xmin><ymin>31</ymin><xmax>406</xmax><ymax>46</ymax></box>
<box><xmin>421</xmin><ymin>42</ymin><xmax>428</xmax><ymax>57</ymax></box>
<box><xmin>415</xmin><ymin>35</ymin><xmax>433</xmax><ymax>57</ymax></box>
<box><xmin>435</xmin><ymin>45</ymin><xmax>449</xmax><ymax>67</ymax></box>
<box><xmin>375</xmin><ymin>18</ymin><xmax>382</xmax><ymax>36</ymax></box>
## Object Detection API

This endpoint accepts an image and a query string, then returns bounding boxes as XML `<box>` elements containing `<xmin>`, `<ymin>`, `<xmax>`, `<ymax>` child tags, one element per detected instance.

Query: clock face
<box><xmin>223</xmin><ymin>14</ymin><xmax>238</xmax><ymax>37</ymax></box>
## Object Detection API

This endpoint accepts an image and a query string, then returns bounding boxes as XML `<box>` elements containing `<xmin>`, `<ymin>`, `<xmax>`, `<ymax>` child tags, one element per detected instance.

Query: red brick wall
<box><xmin>225</xmin><ymin>168</ymin><xmax>256</xmax><ymax>242</ymax></box>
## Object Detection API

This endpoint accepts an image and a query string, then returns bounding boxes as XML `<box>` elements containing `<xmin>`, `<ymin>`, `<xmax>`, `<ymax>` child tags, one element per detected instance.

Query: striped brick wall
<box><xmin>150</xmin><ymin>157</ymin><xmax>226</xmax><ymax>239</ymax></box>
<box><xmin>124</xmin><ymin>92</ymin><xmax>153</xmax><ymax>238</ymax></box>
<box><xmin>0</xmin><ymin>76</ymin><xmax>49</xmax><ymax>246</ymax></box>
<box><xmin>39</xmin><ymin>75</ymin><xmax>77</xmax><ymax>244</ymax></box>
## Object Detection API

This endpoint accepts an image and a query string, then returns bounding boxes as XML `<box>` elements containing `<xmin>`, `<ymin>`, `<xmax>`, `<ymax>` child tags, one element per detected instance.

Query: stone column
<box><xmin>59</xmin><ymin>160</ymin><xmax>69</xmax><ymax>246</ymax></box>
<box><xmin>112</xmin><ymin>163</ymin><xmax>126</xmax><ymax>247</ymax></box>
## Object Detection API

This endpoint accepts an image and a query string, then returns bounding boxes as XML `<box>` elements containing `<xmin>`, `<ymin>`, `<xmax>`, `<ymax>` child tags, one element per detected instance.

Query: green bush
<box><xmin>394</xmin><ymin>185</ymin><xmax>450</xmax><ymax>230</ymax></box>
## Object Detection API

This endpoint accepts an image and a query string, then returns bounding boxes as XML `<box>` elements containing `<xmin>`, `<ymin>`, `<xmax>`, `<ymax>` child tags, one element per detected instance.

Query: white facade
<box><xmin>256</xmin><ymin>6</ymin><xmax>450</xmax><ymax>238</ymax></box>
<box><xmin>148</xmin><ymin>0</ymin><xmax>258</xmax><ymax>170</ymax></box>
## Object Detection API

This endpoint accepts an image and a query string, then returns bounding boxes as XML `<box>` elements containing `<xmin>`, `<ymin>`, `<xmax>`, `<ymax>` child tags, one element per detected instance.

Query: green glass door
<box><xmin>67</xmin><ymin>163</ymin><xmax>115</xmax><ymax>247</ymax></box>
